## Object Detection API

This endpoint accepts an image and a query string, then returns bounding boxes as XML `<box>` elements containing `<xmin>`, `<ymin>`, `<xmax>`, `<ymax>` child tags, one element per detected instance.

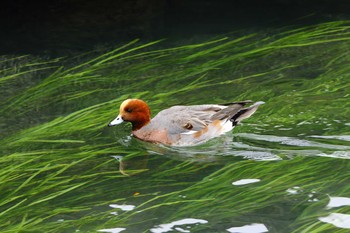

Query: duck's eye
<box><xmin>125</xmin><ymin>108</ymin><xmax>132</xmax><ymax>113</ymax></box>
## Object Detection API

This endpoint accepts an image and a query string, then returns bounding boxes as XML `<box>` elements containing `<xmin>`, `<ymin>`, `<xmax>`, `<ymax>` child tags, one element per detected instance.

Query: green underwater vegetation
<box><xmin>0</xmin><ymin>21</ymin><xmax>350</xmax><ymax>232</ymax></box>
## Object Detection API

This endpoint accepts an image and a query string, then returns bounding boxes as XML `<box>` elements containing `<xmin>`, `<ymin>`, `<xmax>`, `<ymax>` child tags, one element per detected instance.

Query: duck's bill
<box><xmin>108</xmin><ymin>115</ymin><xmax>124</xmax><ymax>127</ymax></box>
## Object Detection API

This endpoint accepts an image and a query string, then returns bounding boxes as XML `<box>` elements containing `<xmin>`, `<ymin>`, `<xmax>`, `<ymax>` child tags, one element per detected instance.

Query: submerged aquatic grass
<box><xmin>1</xmin><ymin>21</ymin><xmax>350</xmax><ymax>232</ymax></box>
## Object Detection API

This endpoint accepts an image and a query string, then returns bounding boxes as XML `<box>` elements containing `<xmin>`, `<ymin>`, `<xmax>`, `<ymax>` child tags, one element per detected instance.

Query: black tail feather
<box><xmin>230</xmin><ymin>101</ymin><xmax>265</xmax><ymax>125</ymax></box>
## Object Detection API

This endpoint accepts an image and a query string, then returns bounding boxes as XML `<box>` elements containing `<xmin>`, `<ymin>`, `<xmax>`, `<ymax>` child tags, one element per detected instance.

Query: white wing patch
<box><xmin>180</xmin><ymin>130</ymin><xmax>198</xmax><ymax>135</ymax></box>
<box><xmin>221</xmin><ymin>119</ymin><xmax>234</xmax><ymax>133</ymax></box>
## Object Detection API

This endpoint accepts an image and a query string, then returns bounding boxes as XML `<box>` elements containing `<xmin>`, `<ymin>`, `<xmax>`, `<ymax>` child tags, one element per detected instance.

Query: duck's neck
<box><xmin>132</xmin><ymin>118</ymin><xmax>150</xmax><ymax>131</ymax></box>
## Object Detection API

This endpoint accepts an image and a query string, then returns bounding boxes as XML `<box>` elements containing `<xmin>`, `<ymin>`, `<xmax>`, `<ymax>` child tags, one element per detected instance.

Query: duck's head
<box><xmin>108</xmin><ymin>99</ymin><xmax>151</xmax><ymax>131</ymax></box>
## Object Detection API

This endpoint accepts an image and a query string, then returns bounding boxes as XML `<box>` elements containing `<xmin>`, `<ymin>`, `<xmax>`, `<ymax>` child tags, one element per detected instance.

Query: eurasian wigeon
<box><xmin>108</xmin><ymin>99</ymin><xmax>264</xmax><ymax>146</ymax></box>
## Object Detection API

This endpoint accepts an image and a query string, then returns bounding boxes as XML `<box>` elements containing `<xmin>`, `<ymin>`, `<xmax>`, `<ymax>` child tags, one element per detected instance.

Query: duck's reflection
<box><xmin>112</xmin><ymin>140</ymin><xmax>224</xmax><ymax>176</ymax></box>
<box><xmin>112</xmin><ymin>154</ymin><xmax>149</xmax><ymax>176</ymax></box>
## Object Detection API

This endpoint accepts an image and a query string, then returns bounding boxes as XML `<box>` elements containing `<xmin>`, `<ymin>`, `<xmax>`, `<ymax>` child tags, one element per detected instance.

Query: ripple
<box><xmin>146</xmin><ymin>134</ymin><xmax>282</xmax><ymax>161</ymax></box>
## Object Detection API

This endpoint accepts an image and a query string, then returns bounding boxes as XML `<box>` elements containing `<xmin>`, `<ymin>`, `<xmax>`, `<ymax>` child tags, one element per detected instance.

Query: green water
<box><xmin>1</xmin><ymin>21</ymin><xmax>350</xmax><ymax>233</ymax></box>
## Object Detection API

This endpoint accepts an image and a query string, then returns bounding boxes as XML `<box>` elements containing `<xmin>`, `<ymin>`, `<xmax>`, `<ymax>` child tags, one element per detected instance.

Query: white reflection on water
<box><xmin>109</xmin><ymin>204</ymin><xmax>135</xmax><ymax>211</ymax></box>
<box><xmin>286</xmin><ymin>186</ymin><xmax>302</xmax><ymax>194</ymax></box>
<box><xmin>234</xmin><ymin>133</ymin><xmax>350</xmax><ymax>160</ymax></box>
<box><xmin>232</xmin><ymin>179</ymin><xmax>261</xmax><ymax>186</ymax></box>
<box><xmin>98</xmin><ymin>227</ymin><xmax>126</xmax><ymax>233</ymax></box>
<box><xmin>326</xmin><ymin>196</ymin><xmax>350</xmax><ymax>209</ymax></box>
<box><xmin>319</xmin><ymin>213</ymin><xmax>350</xmax><ymax>229</ymax></box>
<box><xmin>318</xmin><ymin>151</ymin><xmax>350</xmax><ymax>159</ymax></box>
<box><xmin>309</xmin><ymin>135</ymin><xmax>350</xmax><ymax>141</ymax></box>
<box><xmin>226</xmin><ymin>223</ymin><xmax>268</xmax><ymax>233</ymax></box>
<box><xmin>237</xmin><ymin>133</ymin><xmax>350</xmax><ymax>150</ymax></box>
<box><xmin>150</xmin><ymin>218</ymin><xmax>208</xmax><ymax>233</ymax></box>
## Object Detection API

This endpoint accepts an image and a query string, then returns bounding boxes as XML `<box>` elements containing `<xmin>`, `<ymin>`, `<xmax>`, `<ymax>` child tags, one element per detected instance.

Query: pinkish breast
<box><xmin>132</xmin><ymin>129</ymin><xmax>171</xmax><ymax>144</ymax></box>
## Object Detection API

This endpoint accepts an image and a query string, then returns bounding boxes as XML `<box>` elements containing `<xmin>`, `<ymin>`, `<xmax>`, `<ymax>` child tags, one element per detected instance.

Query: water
<box><xmin>1</xmin><ymin>21</ymin><xmax>350</xmax><ymax>232</ymax></box>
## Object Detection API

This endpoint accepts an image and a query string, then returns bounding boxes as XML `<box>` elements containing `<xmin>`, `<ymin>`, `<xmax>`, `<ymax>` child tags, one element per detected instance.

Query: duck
<box><xmin>108</xmin><ymin>99</ymin><xmax>264</xmax><ymax>146</ymax></box>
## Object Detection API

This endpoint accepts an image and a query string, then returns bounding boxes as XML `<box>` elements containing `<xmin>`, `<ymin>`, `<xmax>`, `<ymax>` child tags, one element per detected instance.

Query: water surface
<box><xmin>1</xmin><ymin>21</ymin><xmax>350</xmax><ymax>232</ymax></box>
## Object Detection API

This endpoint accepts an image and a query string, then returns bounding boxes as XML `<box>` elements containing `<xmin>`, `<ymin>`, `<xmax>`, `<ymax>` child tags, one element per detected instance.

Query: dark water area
<box><xmin>1</xmin><ymin>0</ymin><xmax>350</xmax><ymax>55</ymax></box>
